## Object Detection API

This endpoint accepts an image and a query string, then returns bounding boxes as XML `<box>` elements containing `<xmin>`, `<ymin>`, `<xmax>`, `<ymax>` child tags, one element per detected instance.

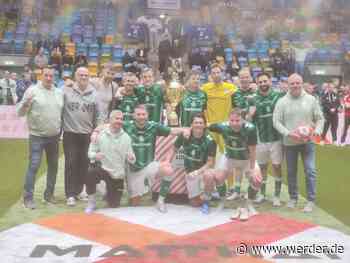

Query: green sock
<box><xmin>260</xmin><ymin>176</ymin><xmax>267</xmax><ymax>196</ymax></box>
<box><xmin>159</xmin><ymin>179</ymin><xmax>171</xmax><ymax>198</ymax></box>
<box><xmin>217</xmin><ymin>184</ymin><xmax>227</xmax><ymax>198</ymax></box>
<box><xmin>234</xmin><ymin>185</ymin><xmax>241</xmax><ymax>194</ymax></box>
<box><xmin>275</xmin><ymin>176</ymin><xmax>282</xmax><ymax>197</ymax></box>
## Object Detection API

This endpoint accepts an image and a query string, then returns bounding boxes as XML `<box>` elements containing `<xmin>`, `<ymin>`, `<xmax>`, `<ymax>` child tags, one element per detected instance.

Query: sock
<box><xmin>248</xmin><ymin>186</ymin><xmax>258</xmax><ymax>200</ymax></box>
<box><xmin>274</xmin><ymin>176</ymin><xmax>282</xmax><ymax>197</ymax></box>
<box><xmin>216</xmin><ymin>183</ymin><xmax>227</xmax><ymax>198</ymax></box>
<box><xmin>159</xmin><ymin>179</ymin><xmax>171</xmax><ymax>199</ymax></box>
<box><xmin>260</xmin><ymin>176</ymin><xmax>267</xmax><ymax>196</ymax></box>
<box><xmin>234</xmin><ymin>185</ymin><xmax>241</xmax><ymax>194</ymax></box>
<box><xmin>226</xmin><ymin>173</ymin><xmax>234</xmax><ymax>189</ymax></box>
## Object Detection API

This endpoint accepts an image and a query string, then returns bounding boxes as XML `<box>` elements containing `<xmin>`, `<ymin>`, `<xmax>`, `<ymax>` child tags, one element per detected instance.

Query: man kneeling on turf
<box><xmin>85</xmin><ymin>110</ymin><xmax>135</xmax><ymax>213</ymax></box>
<box><xmin>170</xmin><ymin>113</ymin><xmax>218</xmax><ymax>213</ymax></box>
<box><xmin>209</xmin><ymin>109</ymin><xmax>263</xmax><ymax>221</ymax></box>
<box><xmin>124</xmin><ymin>105</ymin><xmax>189</xmax><ymax>213</ymax></box>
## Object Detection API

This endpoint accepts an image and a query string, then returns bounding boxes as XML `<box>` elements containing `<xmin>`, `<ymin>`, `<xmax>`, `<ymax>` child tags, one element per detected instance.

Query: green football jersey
<box><xmin>232</xmin><ymin>88</ymin><xmax>256</xmax><ymax>112</ymax></box>
<box><xmin>136</xmin><ymin>84</ymin><xmax>165</xmax><ymax>123</ymax></box>
<box><xmin>123</xmin><ymin>121</ymin><xmax>171</xmax><ymax>171</ymax></box>
<box><xmin>114</xmin><ymin>94</ymin><xmax>140</xmax><ymax>121</ymax></box>
<box><xmin>253</xmin><ymin>90</ymin><xmax>283</xmax><ymax>143</ymax></box>
<box><xmin>179</xmin><ymin>90</ymin><xmax>207</xmax><ymax>127</ymax></box>
<box><xmin>209</xmin><ymin>122</ymin><xmax>257</xmax><ymax>160</ymax></box>
<box><xmin>174</xmin><ymin>133</ymin><xmax>216</xmax><ymax>172</ymax></box>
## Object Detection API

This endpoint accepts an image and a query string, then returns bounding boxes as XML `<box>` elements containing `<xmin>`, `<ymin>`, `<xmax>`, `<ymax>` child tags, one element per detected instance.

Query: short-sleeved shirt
<box><xmin>174</xmin><ymin>133</ymin><xmax>216</xmax><ymax>172</ymax></box>
<box><xmin>114</xmin><ymin>94</ymin><xmax>140</xmax><ymax>121</ymax></box>
<box><xmin>232</xmin><ymin>88</ymin><xmax>256</xmax><ymax>113</ymax></box>
<box><xmin>136</xmin><ymin>84</ymin><xmax>165</xmax><ymax>123</ymax></box>
<box><xmin>179</xmin><ymin>90</ymin><xmax>207</xmax><ymax>127</ymax></box>
<box><xmin>123</xmin><ymin>120</ymin><xmax>171</xmax><ymax>171</ymax></box>
<box><xmin>253</xmin><ymin>90</ymin><xmax>283</xmax><ymax>143</ymax></box>
<box><xmin>208</xmin><ymin>122</ymin><xmax>257</xmax><ymax>160</ymax></box>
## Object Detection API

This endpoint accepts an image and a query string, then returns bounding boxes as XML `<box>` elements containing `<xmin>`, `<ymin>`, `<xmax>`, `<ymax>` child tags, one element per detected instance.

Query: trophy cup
<box><xmin>165</xmin><ymin>71</ymin><xmax>184</xmax><ymax>127</ymax></box>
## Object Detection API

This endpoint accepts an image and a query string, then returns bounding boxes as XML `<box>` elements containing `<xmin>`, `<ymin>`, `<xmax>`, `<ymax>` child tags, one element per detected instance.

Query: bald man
<box><xmin>63</xmin><ymin>67</ymin><xmax>100</xmax><ymax>206</ymax></box>
<box><xmin>273</xmin><ymin>74</ymin><xmax>324</xmax><ymax>213</ymax></box>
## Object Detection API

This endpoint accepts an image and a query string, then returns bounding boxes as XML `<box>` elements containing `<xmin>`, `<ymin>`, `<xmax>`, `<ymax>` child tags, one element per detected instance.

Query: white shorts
<box><xmin>185</xmin><ymin>169</ymin><xmax>216</xmax><ymax>199</ymax></box>
<box><xmin>127</xmin><ymin>161</ymin><xmax>160</xmax><ymax>198</ymax></box>
<box><xmin>185</xmin><ymin>173</ymin><xmax>203</xmax><ymax>199</ymax></box>
<box><xmin>216</xmin><ymin>155</ymin><xmax>250</xmax><ymax>174</ymax></box>
<box><xmin>256</xmin><ymin>141</ymin><xmax>283</xmax><ymax>165</ymax></box>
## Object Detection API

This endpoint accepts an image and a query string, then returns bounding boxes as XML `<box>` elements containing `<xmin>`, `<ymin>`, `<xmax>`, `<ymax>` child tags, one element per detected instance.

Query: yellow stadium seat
<box><xmin>88</xmin><ymin>62</ymin><xmax>99</xmax><ymax>77</ymax></box>
<box><xmin>105</xmin><ymin>35</ymin><xmax>114</xmax><ymax>44</ymax></box>
<box><xmin>65</xmin><ymin>42</ymin><xmax>76</xmax><ymax>57</ymax></box>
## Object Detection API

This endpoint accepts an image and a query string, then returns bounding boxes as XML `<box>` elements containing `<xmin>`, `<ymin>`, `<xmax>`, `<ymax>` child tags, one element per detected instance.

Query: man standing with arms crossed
<box><xmin>17</xmin><ymin>66</ymin><xmax>63</xmax><ymax>209</ymax></box>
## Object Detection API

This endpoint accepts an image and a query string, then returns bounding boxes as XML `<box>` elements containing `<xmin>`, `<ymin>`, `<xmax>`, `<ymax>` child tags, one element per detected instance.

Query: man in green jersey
<box><xmin>208</xmin><ymin>109</ymin><xmax>262</xmax><ymax>221</ymax></box>
<box><xmin>227</xmin><ymin>68</ymin><xmax>257</xmax><ymax>200</ymax></box>
<box><xmin>251</xmin><ymin>72</ymin><xmax>284</xmax><ymax>206</ymax></box>
<box><xmin>231</xmin><ymin>68</ymin><xmax>256</xmax><ymax>120</ymax></box>
<box><xmin>113</xmin><ymin>72</ymin><xmax>140</xmax><ymax>121</ymax></box>
<box><xmin>178</xmin><ymin>70</ymin><xmax>207</xmax><ymax>127</ymax></box>
<box><xmin>135</xmin><ymin>68</ymin><xmax>169</xmax><ymax>123</ymax></box>
<box><xmin>170</xmin><ymin>113</ymin><xmax>217</xmax><ymax>213</ymax></box>
<box><xmin>124</xmin><ymin>104</ymin><xmax>189</xmax><ymax>213</ymax></box>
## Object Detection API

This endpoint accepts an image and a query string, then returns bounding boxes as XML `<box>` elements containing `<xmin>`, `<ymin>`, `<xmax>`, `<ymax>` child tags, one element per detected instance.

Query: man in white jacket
<box><xmin>85</xmin><ymin>110</ymin><xmax>135</xmax><ymax>213</ymax></box>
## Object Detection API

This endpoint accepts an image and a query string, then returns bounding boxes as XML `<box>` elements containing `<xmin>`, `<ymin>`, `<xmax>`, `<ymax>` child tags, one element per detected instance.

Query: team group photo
<box><xmin>0</xmin><ymin>0</ymin><xmax>349</xmax><ymax>262</ymax></box>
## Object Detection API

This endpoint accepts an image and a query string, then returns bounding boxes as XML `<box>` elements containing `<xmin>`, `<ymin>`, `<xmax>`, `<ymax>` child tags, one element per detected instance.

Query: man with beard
<box><xmin>90</xmin><ymin>63</ymin><xmax>118</xmax><ymax>123</ymax></box>
<box><xmin>251</xmin><ymin>72</ymin><xmax>284</xmax><ymax>206</ymax></box>
<box><xmin>123</xmin><ymin>105</ymin><xmax>189</xmax><ymax>213</ymax></box>
<box><xmin>226</xmin><ymin>68</ymin><xmax>256</xmax><ymax>199</ymax></box>
<box><xmin>208</xmin><ymin>109</ymin><xmax>262</xmax><ymax>221</ymax></box>
<box><xmin>112</xmin><ymin>72</ymin><xmax>140</xmax><ymax>121</ymax></box>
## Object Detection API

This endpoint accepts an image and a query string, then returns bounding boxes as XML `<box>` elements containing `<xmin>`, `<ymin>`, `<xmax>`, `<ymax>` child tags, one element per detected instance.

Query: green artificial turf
<box><xmin>0</xmin><ymin>139</ymin><xmax>61</xmax><ymax>217</ymax></box>
<box><xmin>0</xmin><ymin>140</ymin><xmax>349</xmax><ymax>231</ymax></box>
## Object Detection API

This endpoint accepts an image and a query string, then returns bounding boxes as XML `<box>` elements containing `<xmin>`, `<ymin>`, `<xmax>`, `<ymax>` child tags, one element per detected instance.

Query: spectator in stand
<box><xmin>16</xmin><ymin>71</ymin><xmax>33</xmax><ymax>103</ymax></box>
<box><xmin>50</xmin><ymin>47</ymin><xmax>63</xmax><ymax>77</ymax></box>
<box><xmin>341</xmin><ymin>85</ymin><xmax>350</xmax><ymax>146</ymax></box>
<box><xmin>75</xmin><ymin>53</ymin><xmax>88</xmax><ymax>71</ymax></box>
<box><xmin>320</xmin><ymin>83</ymin><xmax>341</xmax><ymax>145</ymax></box>
<box><xmin>0</xmin><ymin>71</ymin><xmax>17</xmax><ymax>105</ymax></box>
<box><xmin>34</xmin><ymin>47</ymin><xmax>49</xmax><ymax>69</ymax></box>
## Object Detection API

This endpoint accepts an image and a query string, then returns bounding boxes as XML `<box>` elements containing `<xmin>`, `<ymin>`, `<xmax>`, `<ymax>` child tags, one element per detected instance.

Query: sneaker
<box><xmin>272</xmin><ymin>197</ymin><xmax>281</xmax><ymax>207</ymax></box>
<box><xmin>85</xmin><ymin>200</ymin><xmax>97</xmax><ymax>214</ymax></box>
<box><xmin>239</xmin><ymin>207</ymin><xmax>249</xmax><ymax>221</ymax></box>
<box><xmin>303</xmin><ymin>201</ymin><xmax>314</xmax><ymax>213</ymax></box>
<box><xmin>23</xmin><ymin>199</ymin><xmax>36</xmax><ymax>209</ymax></box>
<box><xmin>67</xmin><ymin>197</ymin><xmax>76</xmax><ymax>206</ymax></box>
<box><xmin>287</xmin><ymin>199</ymin><xmax>297</xmax><ymax>209</ymax></box>
<box><xmin>156</xmin><ymin>200</ymin><xmax>167</xmax><ymax>213</ymax></box>
<box><xmin>226</xmin><ymin>191</ymin><xmax>240</xmax><ymax>201</ymax></box>
<box><xmin>77</xmin><ymin>193</ymin><xmax>88</xmax><ymax>201</ymax></box>
<box><xmin>230</xmin><ymin>208</ymin><xmax>240</xmax><ymax>220</ymax></box>
<box><xmin>226</xmin><ymin>188</ymin><xmax>235</xmax><ymax>197</ymax></box>
<box><xmin>211</xmin><ymin>191</ymin><xmax>221</xmax><ymax>201</ymax></box>
<box><xmin>247</xmin><ymin>204</ymin><xmax>258</xmax><ymax>217</ymax></box>
<box><xmin>43</xmin><ymin>195</ymin><xmax>58</xmax><ymax>204</ymax></box>
<box><xmin>200</xmin><ymin>201</ymin><xmax>210</xmax><ymax>214</ymax></box>
<box><xmin>254</xmin><ymin>194</ymin><xmax>266</xmax><ymax>204</ymax></box>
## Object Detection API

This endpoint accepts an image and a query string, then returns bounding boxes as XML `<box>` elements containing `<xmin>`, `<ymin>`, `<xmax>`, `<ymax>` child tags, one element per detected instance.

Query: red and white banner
<box><xmin>152</xmin><ymin>135</ymin><xmax>187</xmax><ymax>194</ymax></box>
<box><xmin>0</xmin><ymin>106</ymin><xmax>28</xmax><ymax>139</ymax></box>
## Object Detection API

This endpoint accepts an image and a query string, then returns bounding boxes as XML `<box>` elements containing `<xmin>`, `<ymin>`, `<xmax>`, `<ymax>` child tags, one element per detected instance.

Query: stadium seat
<box><xmin>14</xmin><ymin>40</ymin><xmax>25</xmax><ymax>54</ymax></box>
<box><xmin>88</xmin><ymin>62</ymin><xmax>98</xmax><ymax>77</ymax></box>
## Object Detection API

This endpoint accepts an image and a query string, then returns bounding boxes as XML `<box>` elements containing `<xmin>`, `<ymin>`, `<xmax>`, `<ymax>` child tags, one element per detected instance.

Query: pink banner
<box><xmin>0</xmin><ymin>106</ymin><xmax>28</xmax><ymax>139</ymax></box>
